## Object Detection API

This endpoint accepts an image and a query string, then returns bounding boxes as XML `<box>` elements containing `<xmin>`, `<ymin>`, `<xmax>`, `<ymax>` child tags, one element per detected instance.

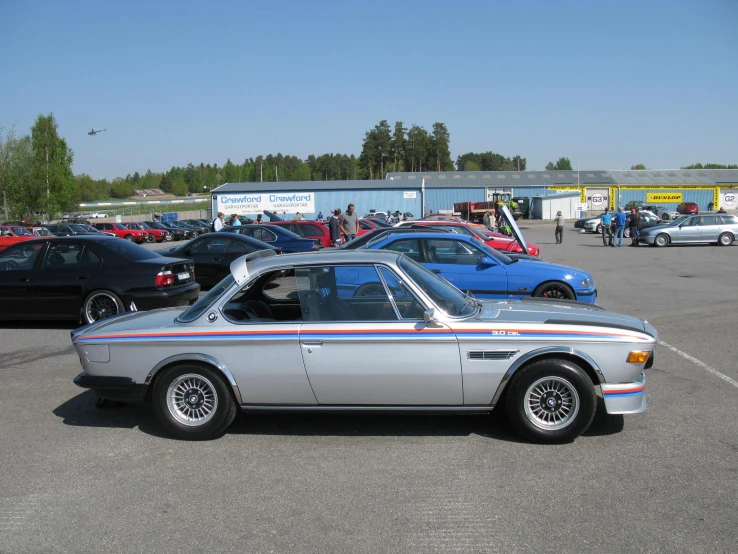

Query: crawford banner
<box><xmin>216</xmin><ymin>192</ymin><xmax>316</xmax><ymax>215</ymax></box>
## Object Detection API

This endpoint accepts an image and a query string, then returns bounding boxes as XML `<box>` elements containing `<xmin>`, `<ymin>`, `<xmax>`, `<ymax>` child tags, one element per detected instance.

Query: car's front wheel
<box><xmin>505</xmin><ymin>359</ymin><xmax>596</xmax><ymax>443</ymax></box>
<box><xmin>654</xmin><ymin>233</ymin><xmax>670</xmax><ymax>247</ymax></box>
<box><xmin>718</xmin><ymin>232</ymin><xmax>734</xmax><ymax>246</ymax></box>
<box><xmin>595</xmin><ymin>224</ymin><xmax>603</xmax><ymax>234</ymax></box>
<box><xmin>124</xmin><ymin>234</ymin><xmax>135</xmax><ymax>242</ymax></box>
<box><xmin>661</xmin><ymin>213</ymin><xmax>670</xmax><ymax>220</ymax></box>
<box><xmin>83</xmin><ymin>290</ymin><xmax>123</xmax><ymax>323</ymax></box>
<box><xmin>532</xmin><ymin>282</ymin><xmax>575</xmax><ymax>300</ymax></box>
<box><xmin>153</xmin><ymin>364</ymin><xmax>237</xmax><ymax>440</ymax></box>
<box><xmin>624</xmin><ymin>228</ymin><xmax>631</xmax><ymax>238</ymax></box>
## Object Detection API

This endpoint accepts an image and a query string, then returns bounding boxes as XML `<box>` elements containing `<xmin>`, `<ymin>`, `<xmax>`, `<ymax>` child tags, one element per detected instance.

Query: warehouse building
<box><xmin>211</xmin><ymin>169</ymin><xmax>738</xmax><ymax>220</ymax></box>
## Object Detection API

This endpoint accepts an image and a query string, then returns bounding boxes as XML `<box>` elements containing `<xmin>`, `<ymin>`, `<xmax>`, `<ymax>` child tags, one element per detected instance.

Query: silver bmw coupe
<box><xmin>71</xmin><ymin>249</ymin><xmax>656</xmax><ymax>443</ymax></box>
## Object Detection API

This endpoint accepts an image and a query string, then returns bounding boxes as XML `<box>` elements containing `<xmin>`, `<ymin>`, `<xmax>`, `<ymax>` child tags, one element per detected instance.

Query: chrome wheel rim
<box><xmin>166</xmin><ymin>374</ymin><xmax>218</xmax><ymax>426</ymax></box>
<box><xmin>524</xmin><ymin>376</ymin><xmax>579</xmax><ymax>430</ymax></box>
<box><xmin>85</xmin><ymin>292</ymin><xmax>120</xmax><ymax>322</ymax></box>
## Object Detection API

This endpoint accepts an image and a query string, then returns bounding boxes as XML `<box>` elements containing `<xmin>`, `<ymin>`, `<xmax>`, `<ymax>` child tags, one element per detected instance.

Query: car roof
<box><xmin>373</xmin><ymin>232</ymin><xmax>475</xmax><ymax>243</ymax></box>
<box><xmin>14</xmin><ymin>235</ymin><xmax>119</xmax><ymax>245</ymax></box>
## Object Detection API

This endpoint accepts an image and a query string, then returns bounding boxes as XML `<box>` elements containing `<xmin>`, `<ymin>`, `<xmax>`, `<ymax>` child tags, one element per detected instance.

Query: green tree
<box><xmin>360</xmin><ymin>129</ymin><xmax>379</xmax><ymax>179</ymax></box>
<box><xmin>431</xmin><ymin>122</ymin><xmax>452</xmax><ymax>171</ymax></box>
<box><xmin>545</xmin><ymin>158</ymin><xmax>572</xmax><ymax>170</ymax></box>
<box><xmin>545</xmin><ymin>161</ymin><xmax>555</xmax><ymax>171</ymax></box>
<box><xmin>462</xmin><ymin>160</ymin><xmax>481</xmax><ymax>171</ymax></box>
<box><xmin>631</xmin><ymin>164</ymin><xmax>647</xmax><ymax>170</ymax></box>
<box><xmin>389</xmin><ymin>121</ymin><xmax>406</xmax><ymax>173</ymax></box>
<box><xmin>27</xmin><ymin>114</ymin><xmax>75</xmax><ymax>217</ymax></box>
<box><xmin>171</xmin><ymin>178</ymin><xmax>188</xmax><ymax>196</ymax></box>
<box><xmin>682</xmin><ymin>163</ymin><xmax>738</xmax><ymax>169</ymax></box>
<box><xmin>405</xmin><ymin>124</ymin><xmax>430</xmax><ymax>172</ymax></box>
<box><xmin>160</xmin><ymin>174</ymin><xmax>173</xmax><ymax>193</ymax></box>
<box><xmin>1</xmin><ymin>129</ymin><xmax>33</xmax><ymax>220</ymax></box>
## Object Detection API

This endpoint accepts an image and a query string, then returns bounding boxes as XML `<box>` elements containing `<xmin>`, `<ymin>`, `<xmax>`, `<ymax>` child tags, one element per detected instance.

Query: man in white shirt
<box><xmin>213</xmin><ymin>212</ymin><xmax>224</xmax><ymax>232</ymax></box>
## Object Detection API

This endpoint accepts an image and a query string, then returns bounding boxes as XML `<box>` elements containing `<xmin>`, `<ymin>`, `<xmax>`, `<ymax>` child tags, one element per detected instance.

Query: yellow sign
<box><xmin>646</xmin><ymin>192</ymin><xmax>682</xmax><ymax>203</ymax></box>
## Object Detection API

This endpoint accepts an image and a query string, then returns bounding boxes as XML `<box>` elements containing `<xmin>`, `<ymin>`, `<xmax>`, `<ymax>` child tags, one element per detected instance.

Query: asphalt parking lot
<box><xmin>1</xmin><ymin>223</ymin><xmax>736</xmax><ymax>553</ymax></box>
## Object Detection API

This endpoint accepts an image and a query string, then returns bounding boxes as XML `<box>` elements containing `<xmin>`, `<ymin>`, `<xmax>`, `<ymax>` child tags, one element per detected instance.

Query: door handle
<box><xmin>301</xmin><ymin>340</ymin><xmax>323</xmax><ymax>346</ymax></box>
<box><xmin>212</xmin><ymin>256</ymin><xmax>223</xmax><ymax>261</ymax></box>
<box><xmin>18</xmin><ymin>277</ymin><xmax>30</xmax><ymax>282</ymax></box>
<box><xmin>432</xmin><ymin>269</ymin><xmax>442</xmax><ymax>274</ymax></box>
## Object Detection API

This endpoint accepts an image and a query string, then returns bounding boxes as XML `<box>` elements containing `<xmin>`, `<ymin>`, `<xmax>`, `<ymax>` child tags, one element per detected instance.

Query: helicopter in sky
<box><xmin>87</xmin><ymin>128</ymin><xmax>106</xmax><ymax>136</ymax></box>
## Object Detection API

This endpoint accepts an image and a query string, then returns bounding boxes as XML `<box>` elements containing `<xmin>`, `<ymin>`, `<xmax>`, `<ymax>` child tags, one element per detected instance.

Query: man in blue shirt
<box><xmin>600</xmin><ymin>208</ymin><xmax>613</xmax><ymax>246</ymax></box>
<box><xmin>613</xmin><ymin>207</ymin><xmax>628</xmax><ymax>247</ymax></box>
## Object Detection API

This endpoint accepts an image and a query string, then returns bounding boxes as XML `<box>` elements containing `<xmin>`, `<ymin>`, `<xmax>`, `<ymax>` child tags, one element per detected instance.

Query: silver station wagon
<box><xmin>71</xmin><ymin>250</ymin><xmax>657</xmax><ymax>443</ymax></box>
<box><xmin>640</xmin><ymin>213</ymin><xmax>738</xmax><ymax>246</ymax></box>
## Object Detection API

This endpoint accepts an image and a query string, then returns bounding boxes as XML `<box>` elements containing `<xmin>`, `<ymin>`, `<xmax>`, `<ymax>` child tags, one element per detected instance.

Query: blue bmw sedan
<box><xmin>221</xmin><ymin>224</ymin><xmax>318</xmax><ymax>253</ymax></box>
<box><xmin>365</xmin><ymin>232</ymin><xmax>597</xmax><ymax>303</ymax></box>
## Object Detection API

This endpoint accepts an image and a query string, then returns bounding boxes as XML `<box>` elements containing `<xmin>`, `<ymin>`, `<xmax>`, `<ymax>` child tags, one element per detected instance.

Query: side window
<box><xmin>258</xmin><ymin>229</ymin><xmax>277</xmax><ymax>242</ymax></box>
<box><xmin>718</xmin><ymin>215</ymin><xmax>738</xmax><ymax>225</ymax></box>
<box><xmin>383</xmin><ymin>239</ymin><xmax>421</xmax><ymax>262</ymax></box>
<box><xmin>261</xmin><ymin>269</ymin><xmax>299</xmax><ymax>301</ymax></box>
<box><xmin>701</xmin><ymin>216</ymin><xmax>717</xmax><ymax>226</ymax></box>
<box><xmin>43</xmin><ymin>243</ymin><xmax>84</xmax><ymax>269</ymax></box>
<box><xmin>222</xmin><ymin>269</ymin><xmax>301</xmax><ymax>323</ymax></box>
<box><xmin>0</xmin><ymin>242</ymin><xmax>45</xmax><ymax>271</ymax></box>
<box><xmin>379</xmin><ymin>267</ymin><xmax>425</xmax><ymax>319</ymax></box>
<box><xmin>301</xmin><ymin>224</ymin><xmax>323</xmax><ymax>236</ymax></box>
<box><xmin>287</xmin><ymin>224</ymin><xmax>303</xmax><ymax>236</ymax></box>
<box><xmin>79</xmin><ymin>248</ymin><xmax>102</xmax><ymax>269</ymax></box>
<box><xmin>359</xmin><ymin>220</ymin><xmax>373</xmax><ymax>230</ymax></box>
<box><xmin>424</xmin><ymin>239</ymin><xmax>484</xmax><ymax>265</ymax></box>
<box><xmin>296</xmin><ymin>265</ymin><xmax>398</xmax><ymax>322</ymax></box>
<box><xmin>684</xmin><ymin>217</ymin><xmax>701</xmax><ymax>227</ymax></box>
<box><xmin>190</xmin><ymin>238</ymin><xmax>228</xmax><ymax>254</ymax></box>
<box><xmin>225</xmin><ymin>241</ymin><xmax>248</xmax><ymax>254</ymax></box>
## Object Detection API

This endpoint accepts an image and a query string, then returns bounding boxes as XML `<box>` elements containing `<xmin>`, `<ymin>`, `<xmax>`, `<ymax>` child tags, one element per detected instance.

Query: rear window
<box><xmin>102</xmin><ymin>239</ymin><xmax>160</xmax><ymax>261</ymax></box>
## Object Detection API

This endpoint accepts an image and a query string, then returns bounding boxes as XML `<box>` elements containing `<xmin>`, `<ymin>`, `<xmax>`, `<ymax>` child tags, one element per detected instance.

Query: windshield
<box><xmin>398</xmin><ymin>256</ymin><xmax>477</xmax><ymax>318</ymax></box>
<box><xmin>178</xmin><ymin>275</ymin><xmax>235</xmax><ymax>322</ymax></box>
<box><xmin>103</xmin><ymin>239</ymin><xmax>161</xmax><ymax>261</ymax></box>
<box><xmin>139</xmin><ymin>222</ymin><xmax>152</xmax><ymax>229</ymax></box>
<box><xmin>69</xmin><ymin>224</ymin><xmax>88</xmax><ymax>233</ymax></box>
<box><xmin>11</xmin><ymin>226</ymin><xmax>32</xmax><ymax>236</ymax></box>
<box><xmin>471</xmin><ymin>237</ymin><xmax>513</xmax><ymax>264</ymax></box>
<box><xmin>667</xmin><ymin>216</ymin><xmax>689</xmax><ymax>226</ymax></box>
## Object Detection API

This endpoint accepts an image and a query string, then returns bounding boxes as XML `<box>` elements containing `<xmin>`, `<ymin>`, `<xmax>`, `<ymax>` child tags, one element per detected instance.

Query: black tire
<box><xmin>624</xmin><ymin>228</ymin><xmax>631</xmax><ymax>238</ymax></box>
<box><xmin>595</xmin><ymin>224</ymin><xmax>603</xmax><ymax>234</ymax></box>
<box><xmin>654</xmin><ymin>233</ymin><xmax>669</xmax><ymax>247</ymax></box>
<box><xmin>505</xmin><ymin>359</ymin><xmax>596</xmax><ymax>443</ymax></box>
<box><xmin>532</xmin><ymin>281</ymin><xmax>576</xmax><ymax>301</ymax></box>
<box><xmin>661</xmin><ymin>213</ymin><xmax>670</xmax><ymax>221</ymax></box>
<box><xmin>82</xmin><ymin>290</ymin><xmax>124</xmax><ymax>324</ymax></box>
<box><xmin>718</xmin><ymin>232</ymin><xmax>733</xmax><ymax>246</ymax></box>
<box><xmin>152</xmin><ymin>364</ymin><xmax>237</xmax><ymax>440</ymax></box>
<box><xmin>124</xmin><ymin>234</ymin><xmax>135</xmax><ymax>242</ymax></box>
<box><xmin>146</xmin><ymin>234</ymin><xmax>155</xmax><ymax>243</ymax></box>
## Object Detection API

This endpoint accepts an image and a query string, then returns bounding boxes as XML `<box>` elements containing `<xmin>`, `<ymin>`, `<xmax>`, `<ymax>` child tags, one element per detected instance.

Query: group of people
<box><xmin>599</xmin><ymin>207</ymin><xmax>643</xmax><ymax>247</ymax></box>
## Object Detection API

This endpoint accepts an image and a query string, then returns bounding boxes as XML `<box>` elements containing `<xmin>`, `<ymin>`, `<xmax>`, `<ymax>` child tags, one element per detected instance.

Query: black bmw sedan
<box><xmin>0</xmin><ymin>235</ymin><xmax>199</xmax><ymax>323</ymax></box>
<box><xmin>159</xmin><ymin>232</ymin><xmax>280</xmax><ymax>289</ymax></box>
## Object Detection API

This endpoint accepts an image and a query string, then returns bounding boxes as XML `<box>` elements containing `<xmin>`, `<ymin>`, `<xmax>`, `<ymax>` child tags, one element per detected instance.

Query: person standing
<box><xmin>293</xmin><ymin>212</ymin><xmax>304</xmax><ymax>221</ymax></box>
<box><xmin>600</xmin><ymin>207</ymin><xmax>613</xmax><ymax>246</ymax></box>
<box><xmin>255</xmin><ymin>214</ymin><xmax>263</xmax><ymax>224</ymax></box>
<box><xmin>613</xmin><ymin>207</ymin><xmax>627</xmax><ymax>247</ymax></box>
<box><xmin>340</xmin><ymin>203</ymin><xmax>359</xmax><ymax>243</ymax></box>
<box><xmin>329</xmin><ymin>208</ymin><xmax>342</xmax><ymax>247</ymax></box>
<box><xmin>213</xmin><ymin>212</ymin><xmax>224</xmax><ymax>232</ymax></box>
<box><xmin>554</xmin><ymin>211</ymin><xmax>565</xmax><ymax>244</ymax></box>
<box><xmin>317</xmin><ymin>211</ymin><xmax>324</xmax><ymax>221</ymax></box>
<box><xmin>231</xmin><ymin>214</ymin><xmax>241</xmax><ymax>226</ymax></box>
<box><xmin>627</xmin><ymin>208</ymin><xmax>641</xmax><ymax>246</ymax></box>
<box><xmin>483</xmin><ymin>211</ymin><xmax>492</xmax><ymax>231</ymax></box>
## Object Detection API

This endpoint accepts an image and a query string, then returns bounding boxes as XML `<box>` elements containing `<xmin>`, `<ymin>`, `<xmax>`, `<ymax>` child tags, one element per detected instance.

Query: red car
<box><xmin>677</xmin><ymin>202</ymin><xmax>699</xmax><ymax>215</ymax></box>
<box><xmin>0</xmin><ymin>225</ymin><xmax>35</xmax><ymax>252</ymax></box>
<box><xmin>265</xmin><ymin>221</ymin><xmax>330</xmax><ymax>247</ymax></box>
<box><xmin>409</xmin><ymin>220</ymin><xmax>541</xmax><ymax>256</ymax></box>
<box><xmin>92</xmin><ymin>222</ymin><xmax>148</xmax><ymax>243</ymax></box>
<box><xmin>127</xmin><ymin>222</ymin><xmax>170</xmax><ymax>243</ymax></box>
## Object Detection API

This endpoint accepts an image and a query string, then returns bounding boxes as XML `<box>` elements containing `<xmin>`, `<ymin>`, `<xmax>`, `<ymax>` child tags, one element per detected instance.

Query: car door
<box><xmin>0</xmin><ymin>242</ymin><xmax>46</xmax><ymax>317</ymax></box>
<box><xmin>188</xmin><ymin>237</ymin><xmax>231</xmax><ymax>288</ymax></box>
<box><xmin>675</xmin><ymin>216</ymin><xmax>702</xmax><ymax>242</ymax></box>
<box><xmin>297</xmin><ymin>264</ymin><xmax>463</xmax><ymax>405</ymax></box>
<box><xmin>698</xmin><ymin>215</ymin><xmax>719</xmax><ymax>242</ymax></box>
<box><xmin>419</xmin><ymin>238</ymin><xmax>508</xmax><ymax>299</ymax></box>
<box><xmin>32</xmin><ymin>241</ymin><xmax>92</xmax><ymax>316</ymax></box>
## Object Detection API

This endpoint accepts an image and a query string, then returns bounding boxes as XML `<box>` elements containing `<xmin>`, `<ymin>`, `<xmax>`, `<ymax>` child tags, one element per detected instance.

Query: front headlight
<box><xmin>580</xmin><ymin>278</ymin><xmax>592</xmax><ymax>288</ymax></box>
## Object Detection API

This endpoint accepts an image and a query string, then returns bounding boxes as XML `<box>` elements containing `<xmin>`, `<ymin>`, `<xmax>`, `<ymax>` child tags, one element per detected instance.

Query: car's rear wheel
<box><xmin>624</xmin><ymin>228</ymin><xmax>631</xmax><ymax>238</ymax></box>
<box><xmin>83</xmin><ymin>290</ymin><xmax>123</xmax><ymax>323</ymax></box>
<box><xmin>661</xmin><ymin>213</ymin><xmax>670</xmax><ymax>220</ymax></box>
<box><xmin>505</xmin><ymin>359</ymin><xmax>596</xmax><ymax>443</ymax></box>
<box><xmin>532</xmin><ymin>282</ymin><xmax>576</xmax><ymax>301</ymax></box>
<box><xmin>146</xmin><ymin>234</ymin><xmax>155</xmax><ymax>243</ymax></box>
<box><xmin>718</xmin><ymin>232</ymin><xmax>733</xmax><ymax>246</ymax></box>
<box><xmin>595</xmin><ymin>224</ymin><xmax>603</xmax><ymax>234</ymax></box>
<box><xmin>124</xmin><ymin>234</ymin><xmax>135</xmax><ymax>242</ymax></box>
<box><xmin>654</xmin><ymin>233</ymin><xmax>669</xmax><ymax>247</ymax></box>
<box><xmin>153</xmin><ymin>364</ymin><xmax>236</xmax><ymax>440</ymax></box>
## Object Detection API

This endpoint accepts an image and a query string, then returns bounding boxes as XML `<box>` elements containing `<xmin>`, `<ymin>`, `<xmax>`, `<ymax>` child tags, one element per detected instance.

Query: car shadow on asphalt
<box><xmin>53</xmin><ymin>391</ymin><xmax>624</xmax><ymax>442</ymax></box>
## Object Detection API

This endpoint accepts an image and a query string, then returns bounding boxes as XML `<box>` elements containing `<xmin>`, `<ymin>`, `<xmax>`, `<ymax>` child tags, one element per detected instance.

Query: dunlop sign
<box><xmin>646</xmin><ymin>192</ymin><xmax>682</xmax><ymax>203</ymax></box>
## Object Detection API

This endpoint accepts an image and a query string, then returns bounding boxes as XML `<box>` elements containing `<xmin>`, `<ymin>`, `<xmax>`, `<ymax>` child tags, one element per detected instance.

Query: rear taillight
<box><xmin>155</xmin><ymin>270</ymin><xmax>175</xmax><ymax>286</ymax></box>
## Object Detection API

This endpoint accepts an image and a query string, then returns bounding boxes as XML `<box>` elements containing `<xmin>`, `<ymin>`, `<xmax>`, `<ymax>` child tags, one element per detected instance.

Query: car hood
<box><xmin>500</xmin><ymin>206</ymin><xmax>528</xmax><ymax>254</ymax></box>
<box><xmin>504</xmin><ymin>259</ymin><xmax>592</xmax><ymax>284</ymax></box>
<box><xmin>471</xmin><ymin>299</ymin><xmax>652</xmax><ymax>335</ymax></box>
<box><xmin>72</xmin><ymin>307</ymin><xmax>187</xmax><ymax>341</ymax></box>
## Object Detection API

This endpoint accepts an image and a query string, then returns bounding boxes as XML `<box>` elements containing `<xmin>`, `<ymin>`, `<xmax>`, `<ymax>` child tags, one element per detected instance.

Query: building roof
<box><xmin>212</xmin><ymin>169</ymin><xmax>738</xmax><ymax>194</ymax></box>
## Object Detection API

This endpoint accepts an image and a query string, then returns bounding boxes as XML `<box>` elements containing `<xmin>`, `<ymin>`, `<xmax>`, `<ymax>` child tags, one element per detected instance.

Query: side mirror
<box><xmin>479</xmin><ymin>256</ymin><xmax>496</xmax><ymax>267</ymax></box>
<box><xmin>423</xmin><ymin>308</ymin><xmax>438</xmax><ymax>324</ymax></box>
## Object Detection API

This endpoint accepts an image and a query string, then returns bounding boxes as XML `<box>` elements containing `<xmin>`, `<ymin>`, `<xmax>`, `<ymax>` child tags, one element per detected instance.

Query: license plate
<box><xmin>177</xmin><ymin>272</ymin><xmax>190</xmax><ymax>280</ymax></box>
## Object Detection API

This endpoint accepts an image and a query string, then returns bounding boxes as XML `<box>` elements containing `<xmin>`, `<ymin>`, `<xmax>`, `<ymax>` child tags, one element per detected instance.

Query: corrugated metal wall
<box><xmin>424</xmin><ymin>187</ymin><xmax>486</xmax><ymax>212</ymax></box>
<box><xmin>615</xmin><ymin>188</ymin><xmax>714</xmax><ymax>211</ymax></box>
<box><xmin>314</xmin><ymin>189</ymin><xmax>421</xmax><ymax>218</ymax></box>
<box><xmin>512</xmin><ymin>186</ymin><xmax>549</xmax><ymax>198</ymax></box>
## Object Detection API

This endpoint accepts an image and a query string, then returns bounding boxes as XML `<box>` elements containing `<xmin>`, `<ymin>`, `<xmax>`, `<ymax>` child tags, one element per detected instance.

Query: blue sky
<box><xmin>2</xmin><ymin>0</ymin><xmax>736</xmax><ymax>180</ymax></box>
